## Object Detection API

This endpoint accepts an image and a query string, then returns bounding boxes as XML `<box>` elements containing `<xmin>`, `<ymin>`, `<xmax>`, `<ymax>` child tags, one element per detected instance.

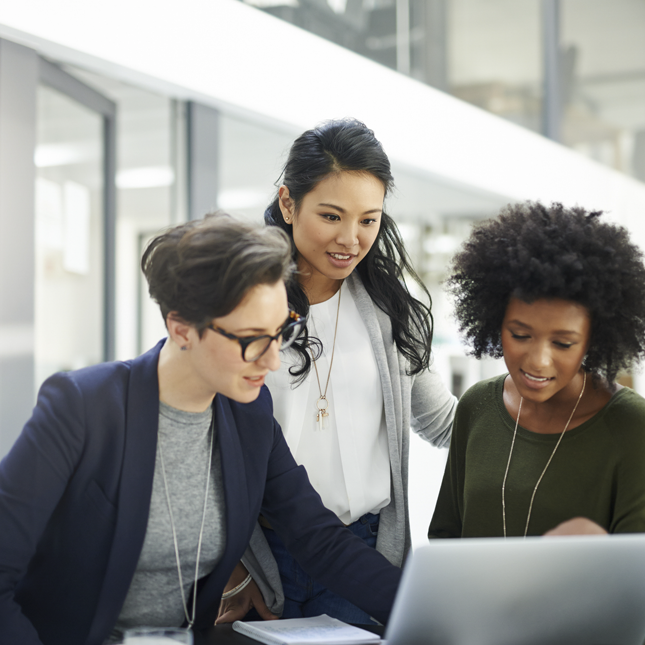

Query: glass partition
<box><xmin>562</xmin><ymin>0</ymin><xmax>645</xmax><ymax>178</ymax></box>
<box><xmin>34</xmin><ymin>85</ymin><xmax>104</xmax><ymax>385</ymax></box>
<box><xmin>218</xmin><ymin>113</ymin><xmax>296</xmax><ymax>223</ymax></box>
<box><xmin>60</xmin><ymin>67</ymin><xmax>179</xmax><ymax>359</ymax></box>
<box><xmin>448</xmin><ymin>0</ymin><xmax>543</xmax><ymax>132</ymax></box>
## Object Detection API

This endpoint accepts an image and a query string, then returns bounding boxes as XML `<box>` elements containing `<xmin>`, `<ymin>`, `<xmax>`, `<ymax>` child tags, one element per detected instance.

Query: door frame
<box><xmin>39</xmin><ymin>59</ymin><xmax>117</xmax><ymax>361</ymax></box>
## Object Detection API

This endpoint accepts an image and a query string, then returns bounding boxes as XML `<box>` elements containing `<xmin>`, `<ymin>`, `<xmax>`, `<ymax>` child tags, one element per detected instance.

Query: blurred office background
<box><xmin>1</xmin><ymin>0</ymin><xmax>644</xmax><ymax>545</ymax></box>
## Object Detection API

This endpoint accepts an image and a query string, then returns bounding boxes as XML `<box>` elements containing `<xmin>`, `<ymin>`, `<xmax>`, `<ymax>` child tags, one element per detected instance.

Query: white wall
<box><xmin>0</xmin><ymin>0</ymin><xmax>644</xmax><ymax>237</ymax></box>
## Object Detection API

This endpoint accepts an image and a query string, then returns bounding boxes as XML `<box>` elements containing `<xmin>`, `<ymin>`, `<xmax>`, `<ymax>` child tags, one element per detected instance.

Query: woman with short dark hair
<box><xmin>0</xmin><ymin>212</ymin><xmax>401</xmax><ymax>645</ymax></box>
<box><xmin>429</xmin><ymin>201</ymin><xmax>645</xmax><ymax>539</ymax></box>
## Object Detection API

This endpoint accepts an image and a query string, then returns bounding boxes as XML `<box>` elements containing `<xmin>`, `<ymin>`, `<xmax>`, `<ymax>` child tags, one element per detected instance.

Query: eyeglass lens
<box><xmin>244</xmin><ymin>317</ymin><xmax>305</xmax><ymax>362</ymax></box>
<box><xmin>280</xmin><ymin>318</ymin><xmax>304</xmax><ymax>347</ymax></box>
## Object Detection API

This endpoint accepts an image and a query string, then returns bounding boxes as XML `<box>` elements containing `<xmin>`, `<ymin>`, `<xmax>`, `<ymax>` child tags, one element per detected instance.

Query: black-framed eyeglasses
<box><xmin>208</xmin><ymin>310</ymin><xmax>306</xmax><ymax>362</ymax></box>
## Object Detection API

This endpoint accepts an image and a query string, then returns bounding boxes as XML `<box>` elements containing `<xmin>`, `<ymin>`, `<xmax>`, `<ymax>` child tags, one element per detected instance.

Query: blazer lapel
<box><xmin>194</xmin><ymin>393</ymin><xmax>251</xmax><ymax>623</ymax></box>
<box><xmin>215</xmin><ymin>393</ymin><xmax>251</xmax><ymax>561</ymax></box>
<box><xmin>86</xmin><ymin>341</ymin><xmax>163</xmax><ymax>645</ymax></box>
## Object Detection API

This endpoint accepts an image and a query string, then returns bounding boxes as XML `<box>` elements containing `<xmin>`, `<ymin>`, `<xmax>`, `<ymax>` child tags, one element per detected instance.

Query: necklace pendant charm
<box><xmin>316</xmin><ymin>409</ymin><xmax>329</xmax><ymax>431</ymax></box>
<box><xmin>309</xmin><ymin>284</ymin><xmax>341</xmax><ymax>434</ymax></box>
<box><xmin>315</xmin><ymin>396</ymin><xmax>329</xmax><ymax>431</ymax></box>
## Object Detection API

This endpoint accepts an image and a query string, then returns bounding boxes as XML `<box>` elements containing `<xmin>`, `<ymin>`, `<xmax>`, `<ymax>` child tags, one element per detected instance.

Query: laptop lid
<box><xmin>384</xmin><ymin>534</ymin><xmax>645</xmax><ymax>645</ymax></box>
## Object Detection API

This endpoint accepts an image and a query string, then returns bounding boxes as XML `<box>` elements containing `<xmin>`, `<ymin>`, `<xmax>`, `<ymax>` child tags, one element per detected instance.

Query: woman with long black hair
<box><xmin>218</xmin><ymin>119</ymin><xmax>456</xmax><ymax>624</ymax></box>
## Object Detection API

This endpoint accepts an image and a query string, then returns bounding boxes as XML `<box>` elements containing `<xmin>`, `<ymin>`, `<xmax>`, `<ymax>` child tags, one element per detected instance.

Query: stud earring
<box><xmin>181</xmin><ymin>346</ymin><xmax>188</xmax><ymax>351</ymax></box>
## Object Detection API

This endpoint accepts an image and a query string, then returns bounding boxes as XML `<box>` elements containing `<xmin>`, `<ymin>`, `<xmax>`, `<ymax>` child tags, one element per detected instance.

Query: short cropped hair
<box><xmin>447</xmin><ymin>201</ymin><xmax>645</xmax><ymax>382</ymax></box>
<box><xmin>142</xmin><ymin>212</ymin><xmax>294</xmax><ymax>334</ymax></box>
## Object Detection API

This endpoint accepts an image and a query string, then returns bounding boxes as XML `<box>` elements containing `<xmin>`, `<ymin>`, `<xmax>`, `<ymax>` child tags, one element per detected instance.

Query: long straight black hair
<box><xmin>265</xmin><ymin>118</ymin><xmax>433</xmax><ymax>382</ymax></box>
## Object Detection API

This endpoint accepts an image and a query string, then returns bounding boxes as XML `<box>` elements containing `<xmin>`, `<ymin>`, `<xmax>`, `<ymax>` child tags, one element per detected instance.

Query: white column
<box><xmin>187</xmin><ymin>101</ymin><xmax>220</xmax><ymax>221</ymax></box>
<box><xmin>0</xmin><ymin>39</ymin><xmax>38</xmax><ymax>457</ymax></box>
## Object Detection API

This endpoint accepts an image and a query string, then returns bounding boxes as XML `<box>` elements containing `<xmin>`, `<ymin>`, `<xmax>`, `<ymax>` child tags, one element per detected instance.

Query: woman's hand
<box><xmin>216</xmin><ymin>562</ymin><xmax>278</xmax><ymax>624</ymax></box>
<box><xmin>543</xmin><ymin>517</ymin><xmax>608</xmax><ymax>536</ymax></box>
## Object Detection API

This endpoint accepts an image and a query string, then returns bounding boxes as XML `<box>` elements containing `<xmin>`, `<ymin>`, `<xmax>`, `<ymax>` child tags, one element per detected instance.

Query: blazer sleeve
<box><xmin>260</xmin><ymin>418</ymin><xmax>402</xmax><ymax>625</ymax></box>
<box><xmin>410</xmin><ymin>366</ymin><xmax>457</xmax><ymax>449</ymax></box>
<box><xmin>0</xmin><ymin>372</ymin><xmax>86</xmax><ymax>645</ymax></box>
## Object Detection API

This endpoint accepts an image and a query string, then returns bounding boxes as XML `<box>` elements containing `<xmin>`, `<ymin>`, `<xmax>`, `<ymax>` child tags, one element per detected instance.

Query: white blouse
<box><xmin>266</xmin><ymin>285</ymin><xmax>391</xmax><ymax>525</ymax></box>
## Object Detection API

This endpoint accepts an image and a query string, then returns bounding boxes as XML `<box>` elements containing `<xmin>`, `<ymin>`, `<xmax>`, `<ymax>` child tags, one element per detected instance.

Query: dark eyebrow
<box><xmin>507</xmin><ymin>320</ymin><xmax>531</xmax><ymax>329</ymax></box>
<box><xmin>507</xmin><ymin>320</ymin><xmax>582</xmax><ymax>337</ymax></box>
<box><xmin>317</xmin><ymin>202</ymin><xmax>382</xmax><ymax>216</ymax></box>
<box><xmin>232</xmin><ymin>314</ymin><xmax>289</xmax><ymax>335</ymax></box>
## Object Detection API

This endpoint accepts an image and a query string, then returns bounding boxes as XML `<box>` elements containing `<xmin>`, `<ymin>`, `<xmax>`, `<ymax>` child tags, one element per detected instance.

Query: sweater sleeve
<box><xmin>410</xmin><ymin>366</ymin><xmax>457</xmax><ymax>448</ymax></box>
<box><xmin>606</xmin><ymin>390</ymin><xmax>645</xmax><ymax>534</ymax></box>
<box><xmin>426</xmin><ymin>382</ymin><xmax>484</xmax><ymax>539</ymax></box>
<box><xmin>0</xmin><ymin>373</ymin><xmax>86</xmax><ymax>645</ymax></box>
<box><xmin>427</xmin><ymin>408</ymin><xmax>465</xmax><ymax>539</ymax></box>
<box><xmin>240</xmin><ymin>524</ymin><xmax>285</xmax><ymax>615</ymax></box>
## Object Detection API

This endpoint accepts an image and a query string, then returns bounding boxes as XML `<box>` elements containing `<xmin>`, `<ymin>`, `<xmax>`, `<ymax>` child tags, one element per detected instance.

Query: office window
<box><xmin>448</xmin><ymin>0</ymin><xmax>542</xmax><ymax>133</ymax></box>
<box><xmin>35</xmin><ymin>85</ymin><xmax>104</xmax><ymax>385</ymax></box>
<box><xmin>562</xmin><ymin>0</ymin><xmax>645</xmax><ymax>178</ymax></box>
<box><xmin>218</xmin><ymin>114</ymin><xmax>296</xmax><ymax>223</ymax></box>
<box><xmin>57</xmin><ymin>68</ymin><xmax>179</xmax><ymax>359</ymax></box>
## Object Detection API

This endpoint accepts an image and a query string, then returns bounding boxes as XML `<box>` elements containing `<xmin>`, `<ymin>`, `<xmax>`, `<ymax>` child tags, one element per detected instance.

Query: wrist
<box><xmin>222</xmin><ymin>573</ymin><xmax>252</xmax><ymax>599</ymax></box>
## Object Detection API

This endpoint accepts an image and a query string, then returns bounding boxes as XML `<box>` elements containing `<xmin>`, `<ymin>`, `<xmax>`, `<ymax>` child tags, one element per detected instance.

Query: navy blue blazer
<box><xmin>0</xmin><ymin>341</ymin><xmax>401</xmax><ymax>645</ymax></box>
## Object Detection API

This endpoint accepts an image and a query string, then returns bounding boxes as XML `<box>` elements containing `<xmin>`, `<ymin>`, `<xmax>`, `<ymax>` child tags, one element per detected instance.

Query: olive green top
<box><xmin>428</xmin><ymin>375</ymin><xmax>645</xmax><ymax>538</ymax></box>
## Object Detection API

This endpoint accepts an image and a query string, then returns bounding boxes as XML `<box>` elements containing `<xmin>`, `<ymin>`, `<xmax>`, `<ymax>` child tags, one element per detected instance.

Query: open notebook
<box><xmin>385</xmin><ymin>534</ymin><xmax>645</xmax><ymax>645</ymax></box>
<box><xmin>233</xmin><ymin>615</ymin><xmax>380</xmax><ymax>645</ymax></box>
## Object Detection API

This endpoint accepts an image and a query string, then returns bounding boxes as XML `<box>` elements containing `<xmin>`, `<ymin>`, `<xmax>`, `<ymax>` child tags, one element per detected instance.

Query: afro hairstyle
<box><xmin>446</xmin><ymin>201</ymin><xmax>645</xmax><ymax>383</ymax></box>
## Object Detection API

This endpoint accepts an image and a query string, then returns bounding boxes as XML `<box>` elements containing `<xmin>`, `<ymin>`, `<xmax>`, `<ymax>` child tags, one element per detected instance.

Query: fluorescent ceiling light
<box><xmin>35</xmin><ymin>144</ymin><xmax>93</xmax><ymax>167</ymax></box>
<box><xmin>218</xmin><ymin>188</ymin><xmax>270</xmax><ymax>210</ymax></box>
<box><xmin>244</xmin><ymin>0</ymin><xmax>297</xmax><ymax>6</ymax></box>
<box><xmin>116</xmin><ymin>166</ymin><xmax>175</xmax><ymax>189</ymax></box>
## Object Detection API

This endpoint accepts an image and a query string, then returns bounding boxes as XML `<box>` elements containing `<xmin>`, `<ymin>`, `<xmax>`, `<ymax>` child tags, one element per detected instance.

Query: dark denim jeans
<box><xmin>261</xmin><ymin>513</ymin><xmax>380</xmax><ymax>625</ymax></box>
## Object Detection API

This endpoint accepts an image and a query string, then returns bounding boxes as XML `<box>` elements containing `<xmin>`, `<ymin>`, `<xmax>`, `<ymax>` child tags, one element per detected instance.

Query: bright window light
<box><xmin>115</xmin><ymin>166</ymin><xmax>175</xmax><ymax>189</ymax></box>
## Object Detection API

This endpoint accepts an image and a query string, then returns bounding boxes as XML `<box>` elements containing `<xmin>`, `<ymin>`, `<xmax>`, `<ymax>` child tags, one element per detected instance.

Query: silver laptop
<box><xmin>384</xmin><ymin>534</ymin><xmax>645</xmax><ymax>645</ymax></box>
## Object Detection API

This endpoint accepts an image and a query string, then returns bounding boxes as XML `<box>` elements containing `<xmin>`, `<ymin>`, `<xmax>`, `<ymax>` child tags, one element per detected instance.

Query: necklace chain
<box><xmin>158</xmin><ymin>412</ymin><xmax>214</xmax><ymax>627</ymax></box>
<box><xmin>502</xmin><ymin>371</ymin><xmax>587</xmax><ymax>538</ymax></box>
<box><xmin>310</xmin><ymin>283</ymin><xmax>342</xmax><ymax>431</ymax></box>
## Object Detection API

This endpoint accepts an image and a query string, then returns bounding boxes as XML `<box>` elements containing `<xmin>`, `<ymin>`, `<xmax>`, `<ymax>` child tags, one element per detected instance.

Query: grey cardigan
<box><xmin>243</xmin><ymin>272</ymin><xmax>458</xmax><ymax>613</ymax></box>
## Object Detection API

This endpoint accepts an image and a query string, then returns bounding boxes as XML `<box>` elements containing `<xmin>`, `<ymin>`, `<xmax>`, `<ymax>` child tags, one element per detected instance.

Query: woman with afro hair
<box><xmin>429</xmin><ymin>201</ymin><xmax>645</xmax><ymax>539</ymax></box>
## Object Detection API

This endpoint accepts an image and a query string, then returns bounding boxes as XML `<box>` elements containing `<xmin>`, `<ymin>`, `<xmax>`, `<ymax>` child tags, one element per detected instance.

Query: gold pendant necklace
<box><xmin>502</xmin><ymin>371</ymin><xmax>586</xmax><ymax>538</ymax></box>
<box><xmin>310</xmin><ymin>284</ymin><xmax>342</xmax><ymax>431</ymax></box>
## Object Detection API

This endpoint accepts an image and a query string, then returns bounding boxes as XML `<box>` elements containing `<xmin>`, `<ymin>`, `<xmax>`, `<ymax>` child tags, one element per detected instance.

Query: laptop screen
<box><xmin>385</xmin><ymin>534</ymin><xmax>645</xmax><ymax>645</ymax></box>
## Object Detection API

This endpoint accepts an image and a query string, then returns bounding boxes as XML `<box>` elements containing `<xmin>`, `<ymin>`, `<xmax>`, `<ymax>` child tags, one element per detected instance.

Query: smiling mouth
<box><xmin>328</xmin><ymin>252</ymin><xmax>353</xmax><ymax>260</ymax></box>
<box><xmin>522</xmin><ymin>370</ymin><xmax>553</xmax><ymax>383</ymax></box>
